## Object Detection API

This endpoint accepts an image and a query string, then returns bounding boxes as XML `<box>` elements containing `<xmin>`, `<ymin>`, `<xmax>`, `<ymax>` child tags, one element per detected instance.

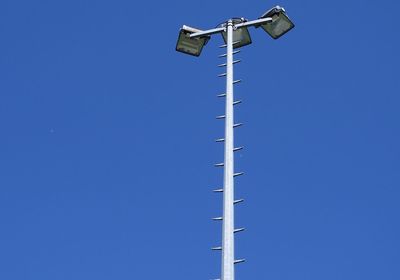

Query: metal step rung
<box><xmin>215</xmin><ymin>138</ymin><xmax>225</xmax><ymax>142</ymax></box>
<box><xmin>234</xmin><ymin>172</ymin><xmax>244</xmax><ymax>177</ymax></box>
<box><xmin>218</xmin><ymin>60</ymin><xmax>241</xmax><ymax>67</ymax></box>
<box><xmin>234</xmin><ymin>228</ymin><xmax>245</xmax><ymax>233</ymax></box>
<box><xmin>234</xmin><ymin>259</ymin><xmax>246</xmax><ymax>264</ymax></box>
<box><xmin>212</xmin><ymin>217</ymin><xmax>223</xmax><ymax>221</ymax></box>
<box><xmin>234</xmin><ymin>199</ymin><xmax>244</xmax><ymax>205</ymax></box>
<box><xmin>216</xmin><ymin>115</ymin><xmax>225</xmax><ymax>119</ymax></box>
<box><xmin>219</xmin><ymin>41</ymin><xmax>241</xmax><ymax>48</ymax></box>
<box><xmin>218</xmin><ymin>73</ymin><xmax>227</xmax><ymax>77</ymax></box>
<box><xmin>213</xmin><ymin>188</ymin><xmax>223</xmax><ymax>193</ymax></box>
<box><xmin>214</xmin><ymin>163</ymin><xmax>224</xmax><ymax>167</ymax></box>
<box><xmin>211</xmin><ymin>246</ymin><xmax>222</xmax><ymax>251</ymax></box>
<box><xmin>233</xmin><ymin>123</ymin><xmax>243</xmax><ymax>128</ymax></box>
<box><xmin>233</xmin><ymin>79</ymin><xmax>242</xmax><ymax>84</ymax></box>
<box><xmin>219</xmin><ymin>50</ymin><xmax>240</xmax><ymax>57</ymax></box>
<box><xmin>233</xmin><ymin>100</ymin><xmax>242</xmax><ymax>105</ymax></box>
<box><xmin>233</xmin><ymin>147</ymin><xmax>243</xmax><ymax>152</ymax></box>
<box><xmin>217</xmin><ymin>93</ymin><xmax>226</xmax><ymax>97</ymax></box>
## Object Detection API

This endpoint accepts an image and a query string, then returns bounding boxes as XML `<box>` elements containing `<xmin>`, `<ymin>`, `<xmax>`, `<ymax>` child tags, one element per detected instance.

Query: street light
<box><xmin>175</xmin><ymin>6</ymin><xmax>294</xmax><ymax>280</ymax></box>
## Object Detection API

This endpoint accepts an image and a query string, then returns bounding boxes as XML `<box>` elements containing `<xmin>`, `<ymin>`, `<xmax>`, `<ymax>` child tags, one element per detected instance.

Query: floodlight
<box><xmin>221</xmin><ymin>18</ymin><xmax>252</xmax><ymax>49</ymax></box>
<box><xmin>176</xmin><ymin>25</ymin><xmax>210</xmax><ymax>57</ymax></box>
<box><xmin>257</xmin><ymin>6</ymin><xmax>294</xmax><ymax>39</ymax></box>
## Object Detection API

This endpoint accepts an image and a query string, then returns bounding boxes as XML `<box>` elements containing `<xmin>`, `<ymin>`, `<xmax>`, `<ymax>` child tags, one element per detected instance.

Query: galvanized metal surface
<box><xmin>221</xmin><ymin>20</ymin><xmax>235</xmax><ymax>280</ymax></box>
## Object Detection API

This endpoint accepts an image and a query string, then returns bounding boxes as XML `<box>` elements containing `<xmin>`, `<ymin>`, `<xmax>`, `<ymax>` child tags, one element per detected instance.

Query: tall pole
<box><xmin>177</xmin><ymin>10</ymin><xmax>293</xmax><ymax>280</ymax></box>
<box><xmin>222</xmin><ymin>19</ymin><xmax>235</xmax><ymax>280</ymax></box>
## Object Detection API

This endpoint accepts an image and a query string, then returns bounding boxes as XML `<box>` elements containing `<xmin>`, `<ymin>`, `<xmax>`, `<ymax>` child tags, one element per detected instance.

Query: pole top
<box><xmin>219</xmin><ymin>18</ymin><xmax>247</xmax><ymax>28</ymax></box>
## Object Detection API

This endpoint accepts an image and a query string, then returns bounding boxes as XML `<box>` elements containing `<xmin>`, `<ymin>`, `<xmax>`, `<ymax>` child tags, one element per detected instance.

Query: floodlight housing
<box><xmin>221</xmin><ymin>18</ymin><xmax>252</xmax><ymax>49</ymax></box>
<box><xmin>257</xmin><ymin>6</ymin><xmax>294</xmax><ymax>39</ymax></box>
<box><xmin>176</xmin><ymin>25</ymin><xmax>210</xmax><ymax>57</ymax></box>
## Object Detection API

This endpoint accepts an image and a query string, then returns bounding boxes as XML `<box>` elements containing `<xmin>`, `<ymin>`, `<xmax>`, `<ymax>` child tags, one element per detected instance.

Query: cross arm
<box><xmin>187</xmin><ymin>17</ymin><xmax>272</xmax><ymax>39</ymax></box>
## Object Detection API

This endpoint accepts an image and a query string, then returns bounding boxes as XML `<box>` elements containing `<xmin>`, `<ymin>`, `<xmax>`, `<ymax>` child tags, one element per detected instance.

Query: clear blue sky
<box><xmin>1</xmin><ymin>0</ymin><xmax>399</xmax><ymax>279</ymax></box>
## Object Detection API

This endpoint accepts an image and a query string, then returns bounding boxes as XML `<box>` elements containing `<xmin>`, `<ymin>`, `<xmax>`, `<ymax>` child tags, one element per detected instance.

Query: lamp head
<box><xmin>221</xmin><ymin>18</ymin><xmax>252</xmax><ymax>49</ymax></box>
<box><xmin>258</xmin><ymin>6</ymin><xmax>294</xmax><ymax>39</ymax></box>
<box><xmin>176</xmin><ymin>25</ymin><xmax>210</xmax><ymax>57</ymax></box>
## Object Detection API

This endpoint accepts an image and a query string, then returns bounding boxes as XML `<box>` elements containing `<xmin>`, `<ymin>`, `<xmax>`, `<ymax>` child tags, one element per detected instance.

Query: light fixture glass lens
<box><xmin>176</xmin><ymin>30</ymin><xmax>208</xmax><ymax>56</ymax></box>
<box><xmin>222</xmin><ymin>27</ymin><xmax>252</xmax><ymax>49</ymax></box>
<box><xmin>261</xmin><ymin>13</ymin><xmax>294</xmax><ymax>39</ymax></box>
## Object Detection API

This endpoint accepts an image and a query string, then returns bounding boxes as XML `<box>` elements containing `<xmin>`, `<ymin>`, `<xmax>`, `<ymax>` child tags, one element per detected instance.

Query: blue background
<box><xmin>1</xmin><ymin>0</ymin><xmax>399</xmax><ymax>279</ymax></box>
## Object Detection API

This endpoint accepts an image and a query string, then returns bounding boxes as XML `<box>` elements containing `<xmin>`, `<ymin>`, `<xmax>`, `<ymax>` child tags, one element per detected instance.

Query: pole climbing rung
<box><xmin>219</xmin><ymin>50</ymin><xmax>240</xmax><ymax>57</ymax></box>
<box><xmin>219</xmin><ymin>41</ymin><xmax>241</xmax><ymax>48</ymax></box>
<box><xmin>234</xmin><ymin>199</ymin><xmax>244</xmax><ymax>204</ymax></box>
<box><xmin>233</xmin><ymin>172</ymin><xmax>244</xmax><ymax>177</ymax></box>
<box><xmin>212</xmin><ymin>246</ymin><xmax>222</xmax><ymax>250</ymax></box>
<box><xmin>218</xmin><ymin>60</ymin><xmax>241</xmax><ymax>67</ymax></box>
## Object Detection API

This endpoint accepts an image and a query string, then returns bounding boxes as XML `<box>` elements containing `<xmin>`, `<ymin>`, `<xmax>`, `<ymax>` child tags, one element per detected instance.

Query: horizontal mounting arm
<box><xmin>189</xmin><ymin>27</ymin><xmax>225</xmax><ymax>38</ymax></box>
<box><xmin>234</xmin><ymin>17</ymin><xmax>272</xmax><ymax>29</ymax></box>
<box><xmin>188</xmin><ymin>17</ymin><xmax>272</xmax><ymax>39</ymax></box>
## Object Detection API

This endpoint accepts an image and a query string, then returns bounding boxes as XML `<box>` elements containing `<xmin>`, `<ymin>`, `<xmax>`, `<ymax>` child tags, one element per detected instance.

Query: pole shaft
<box><xmin>222</xmin><ymin>20</ymin><xmax>235</xmax><ymax>280</ymax></box>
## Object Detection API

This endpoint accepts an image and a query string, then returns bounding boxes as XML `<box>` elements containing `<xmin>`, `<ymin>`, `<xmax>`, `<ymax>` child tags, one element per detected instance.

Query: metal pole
<box><xmin>222</xmin><ymin>19</ymin><xmax>235</xmax><ymax>280</ymax></box>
